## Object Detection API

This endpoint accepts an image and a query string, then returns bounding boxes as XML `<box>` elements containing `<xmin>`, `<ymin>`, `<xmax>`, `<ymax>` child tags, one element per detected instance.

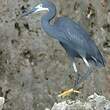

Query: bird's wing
<box><xmin>55</xmin><ymin>17</ymin><xmax>92</xmax><ymax>56</ymax></box>
<box><xmin>55</xmin><ymin>17</ymin><xmax>106</xmax><ymax>66</ymax></box>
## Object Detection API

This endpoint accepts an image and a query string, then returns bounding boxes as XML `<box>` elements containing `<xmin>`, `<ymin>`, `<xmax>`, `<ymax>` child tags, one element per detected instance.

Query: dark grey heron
<box><xmin>22</xmin><ymin>1</ymin><xmax>106</xmax><ymax>92</ymax></box>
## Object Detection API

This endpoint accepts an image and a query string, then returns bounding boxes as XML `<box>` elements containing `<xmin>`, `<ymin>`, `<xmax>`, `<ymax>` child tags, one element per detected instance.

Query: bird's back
<box><xmin>54</xmin><ymin>16</ymin><xmax>106</xmax><ymax>67</ymax></box>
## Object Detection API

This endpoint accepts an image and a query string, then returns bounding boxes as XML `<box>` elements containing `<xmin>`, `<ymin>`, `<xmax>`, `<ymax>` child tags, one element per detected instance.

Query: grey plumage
<box><xmin>55</xmin><ymin>16</ymin><xmax>105</xmax><ymax>67</ymax></box>
<box><xmin>22</xmin><ymin>1</ymin><xmax>106</xmax><ymax>85</ymax></box>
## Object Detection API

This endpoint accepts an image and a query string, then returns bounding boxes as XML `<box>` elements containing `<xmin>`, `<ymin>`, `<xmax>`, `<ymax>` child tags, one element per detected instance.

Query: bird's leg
<box><xmin>76</xmin><ymin>65</ymin><xmax>93</xmax><ymax>87</ymax></box>
<box><xmin>75</xmin><ymin>57</ymin><xmax>93</xmax><ymax>87</ymax></box>
<box><xmin>58</xmin><ymin>61</ymin><xmax>81</xmax><ymax>97</ymax></box>
<box><xmin>82</xmin><ymin>57</ymin><xmax>90</xmax><ymax>68</ymax></box>
<box><xmin>72</xmin><ymin>62</ymin><xmax>78</xmax><ymax>73</ymax></box>
<box><xmin>82</xmin><ymin>57</ymin><xmax>92</xmax><ymax>80</ymax></box>
<box><xmin>72</xmin><ymin>61</ymin><xmax>81</xmax><ymax>87</ymax></box>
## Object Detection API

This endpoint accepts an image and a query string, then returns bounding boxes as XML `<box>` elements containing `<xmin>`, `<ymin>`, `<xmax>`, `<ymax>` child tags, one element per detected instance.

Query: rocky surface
<box><xmin>46</xmin><ymin>93</ymin><xmax>110</xmax><ymax>110</ymax></box>
<box><xmin>0</xmin><ymin>0</ymin><xmax>110</xmax><ymax>110</ymax></box>
<box><xmin>0</xmin><ymin>97</ymin><xmax>5</xmax><ymax>110</ymax></box>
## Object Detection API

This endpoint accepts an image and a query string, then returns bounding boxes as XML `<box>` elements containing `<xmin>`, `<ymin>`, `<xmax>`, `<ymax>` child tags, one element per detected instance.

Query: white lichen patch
<box><xmin>0</xmin><ymin>97</ymin><xmax>5</xmax><ymax>110</ymax></box>
<box><xmin>47</xmin><ymin>93</ymin><xmax>110</xmax><ymax>110</ymax></box>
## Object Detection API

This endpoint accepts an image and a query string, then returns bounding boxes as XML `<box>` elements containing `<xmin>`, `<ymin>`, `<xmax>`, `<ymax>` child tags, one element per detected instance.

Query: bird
<box><xmin>22</xmin><ymin>1</ymin><xmax>106</xmax><ymax>95</ymax></box>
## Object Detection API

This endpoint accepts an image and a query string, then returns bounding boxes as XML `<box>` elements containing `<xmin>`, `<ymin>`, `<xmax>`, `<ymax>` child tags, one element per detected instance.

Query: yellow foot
<box><xmin>58</xmin><ymin>88</ymin><xmax>80</xmax><ymax>97</ymax></box>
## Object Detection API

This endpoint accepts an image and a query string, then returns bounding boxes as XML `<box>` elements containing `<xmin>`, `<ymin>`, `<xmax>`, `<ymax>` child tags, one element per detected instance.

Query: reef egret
<box><xmin>22</xmin><ymin>1</ymin><xmax>106</xmax><ymax>95</ymax></box>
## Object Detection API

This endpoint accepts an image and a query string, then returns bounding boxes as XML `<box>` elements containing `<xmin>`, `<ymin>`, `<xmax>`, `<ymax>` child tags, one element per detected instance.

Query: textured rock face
<box><xmin>47</xmin><ymin>93</ymin><xmax>110</xmax><ymax>110</ymax></box>
<box><xmin>0</xmin><ymin>97</ymin><xmax>5</xmax><ymax>110</ymax></box>
<box><xmin>0</xmin><ymin>0</ymin><xmax>110</xmax><ymax>110</ymax></box>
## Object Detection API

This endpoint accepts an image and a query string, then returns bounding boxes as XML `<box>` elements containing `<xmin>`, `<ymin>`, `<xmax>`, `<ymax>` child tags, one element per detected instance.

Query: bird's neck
<box><xmin>41</xmin><ymin>7</ymin><xmax>56</xmax><ymax>33</ymax></box>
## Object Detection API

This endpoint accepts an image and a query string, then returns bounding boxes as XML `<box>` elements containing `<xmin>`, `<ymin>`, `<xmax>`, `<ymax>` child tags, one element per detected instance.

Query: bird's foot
<box><xmin>58</xmin><ymin>88</ymin><xmax>80</xmax><ymax>98</ymax></box>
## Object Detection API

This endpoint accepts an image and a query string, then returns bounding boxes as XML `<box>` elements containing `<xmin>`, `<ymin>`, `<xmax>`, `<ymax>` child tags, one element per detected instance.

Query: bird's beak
<box><xmin>21</xmin><ymin>7</ymin><xmax>37</xmax><ymax>16</ymax></box>
<box><xmin>22</xmin><ymin>4</ymin><xmax>48</xmax><ymax>17</ymax></box>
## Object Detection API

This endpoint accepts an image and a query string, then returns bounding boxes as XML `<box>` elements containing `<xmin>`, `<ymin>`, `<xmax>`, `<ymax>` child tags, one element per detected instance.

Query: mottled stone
<box><xmin>0</xmin><ymin>0</ymin><xmax>109</xmax><ymax>110</ymax></box>
<box><xmin>48</xmin><ymin>93</ymin><xmax>110</xmax><ymax>110</ymax></box>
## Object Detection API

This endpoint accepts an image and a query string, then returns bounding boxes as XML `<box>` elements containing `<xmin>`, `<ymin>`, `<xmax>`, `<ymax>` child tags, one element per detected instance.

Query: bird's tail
<box><xmin>95</xmin><ymin>49</ymin><xmax>106</xmax><ymax>68</ymax></box>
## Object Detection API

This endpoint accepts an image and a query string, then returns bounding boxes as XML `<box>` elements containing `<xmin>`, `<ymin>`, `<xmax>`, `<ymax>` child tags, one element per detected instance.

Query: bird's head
<box><xmin>22</xmin><ymin>1</ymin><xmax>55</xmax><ymax>16</ymax></box>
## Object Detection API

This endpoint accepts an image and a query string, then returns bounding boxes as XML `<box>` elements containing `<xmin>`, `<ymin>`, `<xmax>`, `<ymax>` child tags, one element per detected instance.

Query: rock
<box><xmin>0</xmin><ymin>0</ymin><xmax>110</xmax><ymax>109</ymax></box>
<box><xmin>0</xmin><ymin>97</ymin><xmax>5</xmax><ymax>110</ymax></box>
<box><xmin>47</xmin><ymin>93</ymin><xmax>110</xmax><ymax>110</ymax></box>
